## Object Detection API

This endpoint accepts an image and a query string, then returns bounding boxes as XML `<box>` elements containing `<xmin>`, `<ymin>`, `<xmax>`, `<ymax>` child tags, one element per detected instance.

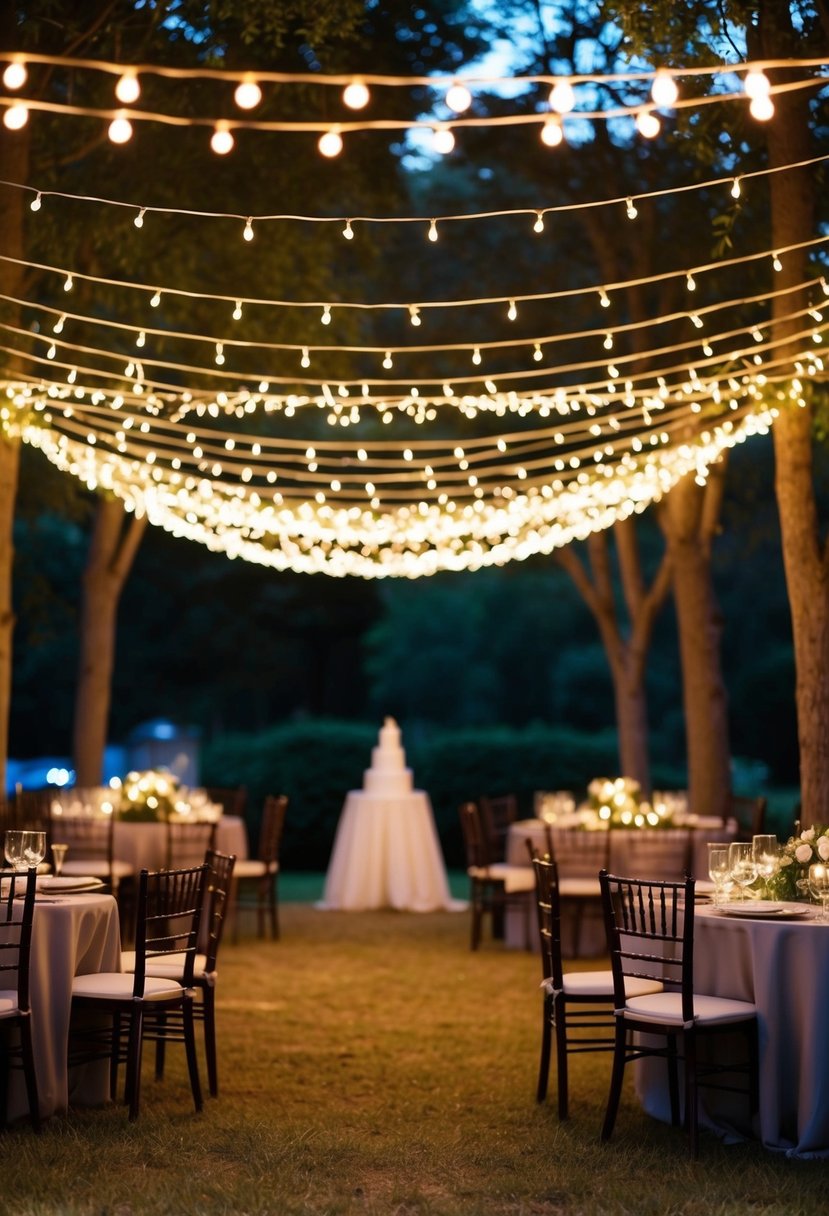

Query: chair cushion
<box><xmin>0</xmin><ymin>990</ymin><xmax>20</xmax><ymax>1017</ymax></box>
<box><xmin>486</xmin><ymin>863</ymin><xmax>537</xmax><ymax>893</ymax></box>
<box><xmin>232</xmin><ymin>859</ymin><xmax>276</xmax><ymax>878</ymax></box>
<box><xmin>623</xmin><ymin>990</ymin><xmax>756</xmax><ymax>1026</ymax></box>
<box><xmin>544</xmin><ymin>972</ymin><xmax>663</xmax><ymax>999</ymax></box>
<box><xmin>558</xmin><ymin>878</ymin><xmax>602</xmax><ymax>898</ymax></box>
<box><xmin>72</xmin><ymin>973</ymin><xmax>183</xmax><ymax>1001</ymax></box>
<box><xmin>121</xmin><ymin>951</ymin><xmax>208</xmax><ymax>980</ymax></box>
<box><xmin>62</xmin><ymin>859</ymin><xmax>134</xmax><ymax>880</ymax></box>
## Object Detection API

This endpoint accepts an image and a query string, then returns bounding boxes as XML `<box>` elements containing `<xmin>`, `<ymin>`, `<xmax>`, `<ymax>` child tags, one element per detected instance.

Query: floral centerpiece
<box><xmin>116</xmin><ymin>769</ymin><xmax>186</xmax><ymax>822</ymax></box>
<box><xmin>770</xmin><ymin>825</ymin><xmax>829</xmax><ymax>900</ymax></box>
<box><xmin>587</xmin><ymin>776</ymin><xmax>675</xmax><ymax>829</ymax></box>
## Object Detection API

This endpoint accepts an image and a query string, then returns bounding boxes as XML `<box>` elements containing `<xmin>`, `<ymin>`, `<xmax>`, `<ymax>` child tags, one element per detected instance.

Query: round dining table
<box><xmin>112</xmin><ymin>814</ymin><xmax>249</xmax><ymax>871</ymax></box>
<box><xmin>637</xmin><ymin>902</ymin><xmax>829</xmax><ymax>1158</ymax></box>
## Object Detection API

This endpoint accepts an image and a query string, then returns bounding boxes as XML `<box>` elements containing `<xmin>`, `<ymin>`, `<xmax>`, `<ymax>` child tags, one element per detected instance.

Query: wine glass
<box><xmin>51</xmin><ymin>842</ymin><xmax>68</xmax><ymax>877</ymax></box>
<box><xmin>20</xmin><ymin>831</ymin><xmax>46</xmax><ymax>870</ymax></box>
<box><xmin>4</xmin><ymin>829</ymin><xmax>24</xmax><ymax>871</ymax></box>
<box><xmin>808</xmin><ymin>863</ymin><xmax>829</xmax><ymax>921</ymax></box>
<box><xmin>728</xmin><ymin>841</ymin><xmax>758</xmax><ymax>901</ymax></box>
<box><xmin>752</xmin><ymin>835</ymin><xmax>780</xmax><ymax>897</ymax></box>
<box><xmin>707</xmin><ymin>843</ymin><xmax>731</xmax><ymax>905</ymax></box>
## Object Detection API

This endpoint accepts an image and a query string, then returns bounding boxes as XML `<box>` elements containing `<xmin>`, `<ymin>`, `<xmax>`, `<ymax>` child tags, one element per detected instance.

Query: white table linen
<box><xmin>320</xmin><ymin>790</ymin><xmax>457</xmax><ymax>912</ymax></box>
<box><xmin>8</xmin><ymin>892</ymin><xmax>121</xmax><ymax>1122</ymax></box>
<box><xmin>637</xmin><ymin>904</ymin><xmax>829</xmax><ymax>1158</ymax></box>
<box><xmin>112</xmin><ymin>815</ymin><xmax>248</xmax><ymax>872</ymax></box>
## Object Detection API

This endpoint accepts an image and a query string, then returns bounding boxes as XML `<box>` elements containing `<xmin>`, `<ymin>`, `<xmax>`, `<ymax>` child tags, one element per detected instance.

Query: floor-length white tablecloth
<box><xmin>112</xmin><ymin>815</ymin><xmax>248</xmax><ymax>872</ymax></box>
<box><xmin>320</xmin><ymin>790</ymin><xmax>457</xmax><ymax>912</ymax></box>
<box><xmin>637</xmin><ymin>904</ymin><xmax>829</xmax><ymax>1158</ymax></box>
<box><xmin>8</xmin><ymin>892</ymin><xmax>121</xmax><ymax>1122</ymax></box>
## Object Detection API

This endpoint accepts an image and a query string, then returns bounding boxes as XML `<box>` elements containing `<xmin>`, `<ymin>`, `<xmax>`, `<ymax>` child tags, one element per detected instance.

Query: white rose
<box><xmin>819</xmin><ymin>837</ymin><xmax>829</xmax><ymax>861</ymax></box>
<box><xmin>795</xmin><ymin>843</ymin><xmax>814</xmax><ymax>864</ymax></box>
<box><xmin>802</xmin><ymin>827</ymin><xmax>815</xmax><ymax>841</ymax></box>
<box><xmin>780</xmin><ymin>855</ymin><xmax>793</xmax><ymax>867</ymax></box>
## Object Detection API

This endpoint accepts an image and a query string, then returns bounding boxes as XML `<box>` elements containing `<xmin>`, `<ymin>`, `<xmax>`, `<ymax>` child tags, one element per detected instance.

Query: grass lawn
<box><xmin>1</xmin><ymin>895</ymin><xmax>825</xmax><ymax>1216</ymax></box>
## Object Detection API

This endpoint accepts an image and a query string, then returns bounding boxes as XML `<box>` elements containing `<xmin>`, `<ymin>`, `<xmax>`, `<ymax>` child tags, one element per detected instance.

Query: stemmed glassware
<box><xmin>707</xmin><ymin>843</ymin><xmax>731</xmax><ymax>905</ymax></box>
<box><xmin>3</xmin><ymin>830</ymin><xmax>46</xmax><ymax>871</ymax></box>
<box><xmin>728</xmin><ymin>841</ymin><xmax>759</xmax><ymax>901</ymax></box>
<box><xmin>51</xmin><ymin>843</ymin><xmax>68</xmax><ymax>877</ymax></box>
<box><xmin>4</xmin><ymin>829</ymin><xmax>24</xmax><ymax>870</ymax></box>
<box><xmin>752</xmin><ymin>835</ymin><xmax>780</xmax><ymax>898</ymax></box>
<box><xmin>808</xmin><ymin>863</ymin><xmax>829</xmax><ymax>921</ymax></box>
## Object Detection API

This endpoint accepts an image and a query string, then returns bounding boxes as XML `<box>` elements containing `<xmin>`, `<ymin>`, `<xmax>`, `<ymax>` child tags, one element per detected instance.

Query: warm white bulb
<box><xmin>636</xmin><ymin>109</ymin><xmax>660</xmax><ymax>139</ymax></box>
<box><xmin>744</xmin><ymin>69</ymin><xmax>771</xmax><ymax>99</ymax></box>
<box><xmin>2</xmin><ymin>62</ymin><xmax>27</xmax><ymax>91</ymax></box>
<box><xmin>749</xmin><ymin>94</ymin><xmax>774</xmax><ymax>121</ymax></box>
<box><xmin>548</xmin><ymin>79</ymin><xmax>575</xmax><ymax>114</ymax></box>
<box><xmin>731</xmin><ymin>177</ymin><xmax>742</xmax><ymax>199</ymax></box>
<box><xmin>30</xmin><ymin>192</ymin><xmax>42</xmax><ymax>212</ymax></box>
<box><xmin>243</xmin><ymin>218</ymin><xmax>254</xmax><ymax>241</ymax></box>
<box><xmin>108</xmin><ymin>113</ymin><xmax>133</xmax><ymax>144</ymax></box>
<box><xmin>540</xmin><ymin>116</ymin><xmax>563</xmax><ymax>147</ymax></box>
<box><xmin>445</xmin><ymin>82</ymin><xmax>472</xmax><ymax>113</ymax></box>
<box><xmin>3</xmin><ymin>103</ymin><xmax>28</xmax><ymax>130</ymax></box>
<box><xmin>343</xmin><ymin>80</ymin><xmax>370</xmax><ymax>110</ymax></box>
<box><xmin>428</xmin><ymin>219</ymin><xmax>438</xmax><ymax>242</ymax></box>
<box><xmin>432</xmin><ymin>126</ymin><xmax>455</xmax><ymax>154</ymax></box>
<box><xmin>115</xmin><ymin>72</ymin><xmax>140</xmax><ymax>104</ymax></box>
<box><xmin>318</xmin><ymin>129</ymin><xmax>343</xmax><ymax>158</ymax></box>
<box><xmin>234</xmin><ymin>77</ymin><xmax>262</xmax><ymax>110</ymax></box>
<box><xmin>211</xmin><ymin>124</ymin><xmax>235</xmax><ymax>154</ymax></box>
<box><xmin>650</xmin><ymin>70</ymin><xmax>678</xmax><ymax>108</ymax></box>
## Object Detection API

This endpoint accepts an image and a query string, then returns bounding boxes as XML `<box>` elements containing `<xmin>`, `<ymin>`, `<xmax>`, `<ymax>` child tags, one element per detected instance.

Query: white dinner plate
<box><xmin>716</xmin><ymin>903</ymin><xmax>811</xmax><ymax>919</ymax></box>
<box><xmin>36</xmin><ymin>876</ymin><xmax>105</xmax><ymax>894</ymax></box>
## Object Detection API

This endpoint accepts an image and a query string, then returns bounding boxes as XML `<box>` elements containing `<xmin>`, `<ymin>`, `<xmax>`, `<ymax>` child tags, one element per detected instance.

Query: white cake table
<box><xmin>319</xmin><ymin>789</ymin><xmax>457</xmax><ymax>912</ymax></box>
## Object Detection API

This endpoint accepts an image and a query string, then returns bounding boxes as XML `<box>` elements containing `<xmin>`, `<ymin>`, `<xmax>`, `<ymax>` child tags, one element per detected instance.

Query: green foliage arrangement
<box><xmin>770</xmin><ymin>824</ymin><xmax>829</xmax><ymax>901</ymax></box>
<box><xmin>117</xmin><ymin>769</ymin><xmax>183</xmax><ymax>823</ymax></box>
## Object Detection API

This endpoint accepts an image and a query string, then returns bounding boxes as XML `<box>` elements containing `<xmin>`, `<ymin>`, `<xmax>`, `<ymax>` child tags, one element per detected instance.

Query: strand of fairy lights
<box><xmin>4</xmin><ymin>295</ymin><xmax>824</xmax><ymax>403</ymax></box>
<box><xmin>4</xmin><ymin>152</ymin><xmax>827</xmax><ymax>236</ymax></box>
<box><xmin>4</xmin><ymin>273</ymin><xmax>822</xmax><ymax>370</ymax></box>
<box><xmin>5</xmin><ymin>229</ymin><xmax>826</xmax><ymax>323</ymax></box>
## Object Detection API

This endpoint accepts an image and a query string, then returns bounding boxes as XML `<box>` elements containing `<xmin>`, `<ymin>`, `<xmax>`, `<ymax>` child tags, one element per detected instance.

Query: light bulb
<box><xmin>134</xmin><ymin>208</ymin><xmax>146</xmax><ymax>228</ymax></box>
<box><xmin>136</xmin><ymin>330</ymin><xmax>146</xmax><ymax>348</ymax></box>
<box><xmin>625</xmin><ymin>197</ymin><xmax>638</xmax><ymax>219</ymax></box>
<box><xmin>150</xmin><ymin>290</ymin><xmax>161</xmax><ymax>307</ymax></box>
<box><xmin>549</xmin><ymin>79</ymin><xmax>575</xmax><ymax>114</ymax></box>
<box><xmin>321</xmin><ymin>305</ymin><xmax>332</xmax><ymax>325</ymax></box>
<box><xmin>603</xmin><ymin>333</ymin><xmax>613</xmax><ymax>350</ymax></box>
<box><xmin>772</xmin><ymin>253</ymin><xmax>783</xmax><ymax>272</ymax></box>
<box><xmin>47</xmin><ymin>343</ymin><xmax>56</xmax><ymax>359</ymax></box>
<box><xmin>343</xmin><ymin>80</ymin><xmax>370</xmax><ymax>110</ymax></box>
<box><xmin>2</xmin><ymin>62</ymin><xmax>26</xmax><ymax>90</ymax></box>
<box><xmin>211</xmin><ymin>123</ymin><xmax>235</xmax><ymax>155</ymax></box>
<box><xmin>686</xmin><ymin>272</ymin><xmax>696</xmax><ymax>291</ymax></box>
<box><xmin>234</xmin><ymin>76</ymin><xmax>262</xmax><ymax>110</ymax></box>
<box><xmin>108</xmin><ymin>113</ymin><xmax>133</xmax><ymax>144</ymax></box>
<box><xmin>428</xmin><ymin>218</ymin><xmax>438</xmax><ymax>242</ymax></box>
<box><xmin>472</xmin><ymin>347</ymin><xmax>482</xmax><ymax>365</ymax></box>
<box><xmin>750</xmin><ymin>94</ymin><xmax>774</xmax><ymax>121</ymax></box>
<box><xmin>342</xmin><ymin>219</ymin><xmax>354</xmax><ymax>240</ymax></box>
<box><xmin>533</xmin><ymin>344</ymin><xmax>543</xmax><ymax>362</ymax></box>
<box><xmin>301</xmin><ymin>348</ymin><xmax>310</xmax><ymax>368</ymax></box>
<box><xmin>507</xmin><ymin>300</ymin><xmax>517</xmax><ymax>321</ymax></box>
<box><xmin>382</xmin><ymin>351</ymin><xmax>393</xmax><ymax>369</ymax></box>
<box><xmin>232</xmin><ymin>301</ymin><xmax>243</xmax><ymax>320</ymax></box>
<box><xmin>215</xmin><ymin>343</ymin><xmax>225</xmax><ymax>365</ymax></box>
<box><xmin>3</xmin><ymin>103</ymin><xmax>28</xmax><ymax>130</ymax></box>
<box><xmin>115</xmin><ymin>71</ymin><xmax>140</xmax><ymax>104</ymax></box>
<box><xmin>731</xmin><ymin>177</ymin><xmax>741</xmax><ymax>199</ymax></box>
<box><xmin>409</xmin><ymin>305</ymin><xmax>421</xmax><ymax>327</ymax></box>
<box><xmin>690</xmin><ymin>314</ymin><xmax>703</xmax><ymax>329</ymax></box>
<box><xmin>636</xmin><ymin>109</ymin><xmax>660</xmax><ymax>139</ymax></box>
<box><xmin>445</xmin><ymin>82</ymin><xmax>472</xmax><ymax>113</ymax></box>
<box><xmin>540</xmin><ymin>116</ymin><xmax>563</xmax><ymax>147</ymax></box>
<box><xmin>30</xmin><ymin>192</ymin><xmax>42</xmax><ymax>212</ymax></box>
<box><xmin>533</xmin><ymin>211</ymin><xmax>544</xmax><ymax>233</ymax></box>
<box><xmin>243</xmin><ymin>218</ymin><xmax>254</xmax><ymax>241</ymax></box>
<box><xmin>744</xmin><ymin>69</ymin><xmax>771</xmax><ymax>99</ymax></box>
<box><xmin>318</xmin><ymin>129</ymin><xmax>343</xmax><ymax>158</ymax></box>
<box><xmin>651</xmin><ymin>70</ymin><xmax>678</xmax><ymax>108</ymax></box>
<box><xmin>63</xmin><ymin>274</ymin><xmax>73</xmax><ymax>292</ymax></box>
<box><xmin>432</xmin><ymin>126</ymin><xmax>455</xmax><ymax>154</ymax></box>
<box><xmin>53</xmin><ymin>314</ymin><xmax>65</xmax><ymax>334</ymax></box>
<box><xmin>599</xmin><ymin>288</ymin><xmax>610</xmax><ymax>308</ymax></box>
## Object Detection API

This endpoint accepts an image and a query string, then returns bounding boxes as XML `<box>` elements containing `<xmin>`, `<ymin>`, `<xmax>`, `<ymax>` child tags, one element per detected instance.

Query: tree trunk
<box><xmin>662</xmin><ymin>469</ymin><xmax>731</xmax><ymax>819</ymax></box>
<box><xmin>756</xmin><ymin>0</ymin><xmax>828</xmax><ymax>820</ymax></box>
<box><xmin>73</xmin><ymin>498</ymin><xmax>146</xmax><ymax>786</ymax></box>
<box><xmin>0</xmin><ymin>104</ymin><xmax>29</xmax><ymax>790</ymax></box>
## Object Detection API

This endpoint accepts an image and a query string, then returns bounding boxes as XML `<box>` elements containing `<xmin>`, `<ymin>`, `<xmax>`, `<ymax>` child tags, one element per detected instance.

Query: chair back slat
<box><xmin>133</xmin><ymin>865</ymin><xmax>208</xmax><ymax>998</ymax></box>
<box><xmin>532</xmin><ymin>856</ymin><xmax>566</xmax><ymax>990</ymax></box>
<box><xmin>202</xmin><ymin>849</ymin><xmax>236</xmax><ymax>970</ymax></box>
<box><xmin>459</xmin><ymin>801</ymin><xmax>490</xmax><ymax>868</ymax></box>
<box><xmin>547</xmin><ymin>827</ymin><xmax>610</xmax><ymax>879</ymax></box>
<box><xmin>165</xmin><ymin>821</ymin><xmax>217</xmax><ymax>869</ymax></box>
<box><xmin>257</xmin><ymin>796</ymin><xmax>287</xmax><ymax>865</ymax></box>
<box><xmin>478</xmin><ymin>794</ymin><xmax>518</xmax><ymax>863</ymax></box>
<box><xmin>0</xmin><ymin>868</ymin><xmax>37</xmax><ymax>1012</ymax></box>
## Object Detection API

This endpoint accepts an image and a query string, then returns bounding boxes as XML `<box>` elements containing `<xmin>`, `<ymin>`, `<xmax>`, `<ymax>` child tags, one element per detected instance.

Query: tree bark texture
<box><xmin>756</xmin><ymin>0</ymin><xmax>829</xmax><ymax>820</ymax></box>
<box><xmin>662</xmin><ymin>469</ymin><xmax>731</xmax><ymax>819</ymax></box>
<box><xmin>73</xmin><ymin>499</ymin><xmax>146</xmax><ymax>786</ymax></box>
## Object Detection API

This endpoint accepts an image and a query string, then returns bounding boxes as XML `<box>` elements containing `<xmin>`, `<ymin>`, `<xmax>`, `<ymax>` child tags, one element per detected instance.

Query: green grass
<box><xmin>0</xmin><ymin>904</ymin><xmax>825</xmax><ymax>1216</ymax></box>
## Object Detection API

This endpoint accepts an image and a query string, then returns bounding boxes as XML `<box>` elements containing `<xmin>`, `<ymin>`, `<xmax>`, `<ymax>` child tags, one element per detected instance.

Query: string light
<box><xmin>472</xmin><ymin>347</ymin><xmax>482</xmax><ymax>365</ymax></box>
<box><xmin>636</xmin><ymin>109</ymin><xmax>660</xmax><ymax>139</ymax></box>
<box><xmin>408</xmin><ymin>305</ymin><xmax>421</xmax><ymax>327</ymax></box>
<box><xmin>549</xmin><ymin>79</ymin><xmax>575</xmax><ymax>113</ymax></box>
<box><xmin>731</xmin><ymin>177</ymin><xmax>742</xmax><ymax>199</ymax></box>
<box><xmin>150</xmin><ymin>290</ymin><xmax>162</xmax><ymax>308</ymax></box>
<box><xmin>243</xmin><ymin>217</ymin><xmax>254</xmax><ymax>241</ymax></box>
<box><xmin>507</xmin><ymin>300</ymin><xmax>517</xmax><ymax>321</ymax></box>
<box><xmin>214</xmin><ymin>342</ymin><xmax>225</xmax><ymax>365</ymax></box>
<box><xmin>210</xmin><ymin>123</ymin><xmax>235</xmax><ymax>155</ymax></box>
<box><xmin>750</xmin><ymin>93</ymin><xmax>775</xmax><ymax>121</ymax></box>
<box><xmin>342</xmin><ymin>219</ymin><xmax>354</xmax><ymax>240</ymax></box>
<box><xmin>52</xmin><ymin>314</ymin><xmax>65</xmax><ymax>334</ymax></box>
<box><xmin>428</xmin><ymin>219</ymin><xmax>438</xmax><ymax>242</ymax></box>
<box><xmin>232</xmin><ymin>301</ymin><xmax>243</xmax><ymax>320</ymax></box>
<box><xmin>342</xmin><ymin>80</ymin><xmax>370</xmax><ymax>110</ymax></box>
<box><xmin>107</xmin><ymin>112</ymin><xmax>133</xmax><ymax>144</ymax></box>
<box><xmin>432</xmin><ymin>126</ymin><xmax>455</xmax><ymax>154</ymax></box>
<box><xmin>114</xmin><ymin>71</ymin><xmax>140</xmax><ymax>104</ymax></box>
<box><xmin>625</xmin><ymin>197</ymin><xmax>638</xmax><ymax>219</ymax></box>
<box><xmin>134</xmin><ymin>207</ymin><xmax>146</xmax><ymax>228</ymax></box>
<box><xmin>540</xmin><ymin>115</ymin><xmax>564</xmax><ymax>147</ymax></box>
<box><xmin>533</xmin><ymin>344</ymin><xmax>543</xmax><ymax>362</ymax></box>
<box><xmin>382</xmin><ymin>351</ymin><xmax>393</xmax><ymax>369</ymax></box>
<box><xmin>318</xmin><ymin>128</ymin><xmax>343</xmax><ymax>158</ymax></box>
<box><xmin>3</xmin><ymin>104</ymin><xmax>28</xmax><ymax>130</ymax></box>
<box><xmin>2</xmin><ymin>61</ymin><xmax>27</xmax><ymax>91</ymax></box>
<box><xmin>772</xmin><ymin>252</ymin><xmax>783</xmax><ymax>271</ymax></box>
<box><xmin>301</xmin><ymin>347</ymin><xmax>310</xmax><ymax>368</ymax></box>
<box><xmin>603</xmin><ymin>333</ymin><xmax>614</xmax><ymax>350</ymax></box>
<box><xmin>599</xmin><ymin>289</ymin><xmax>611</xmax><ymax>308</ymax></box>
<box><xmin>651</xmin><ymin>69</ymin><xmax>679</xmax><ymax>107</ymax></box>
<box><xmin>30</xmin><ymin>192</ymin><xmax>42</xmax><ymax>212</ymax></box>
<box><xmin>533</xmin><ymin>211</ymin><xmax>545</xmax><ymax>233</ymax></box>
<box><xmin>234</xmin><ymin>76</ymin><xmax>262</xmax><ymax>110</ymax></box>
<box><xmin>321</xmin><ymin>305</ymin><xmax>332</xmax><ymax>326</ymax></box>
<box><xmin>63</xmin><ymin>273</ymin><xmax>73</xmax><ymax>292</ymax></box>
<box><xmin>744</xmin><ymin>69</ymin><xmax>770</xmax><ymax>99</ymax></box>
<box><xmin>445</xmin><ymin>82</ymin><xmax>472</xmax><ymax>113</ymax></box>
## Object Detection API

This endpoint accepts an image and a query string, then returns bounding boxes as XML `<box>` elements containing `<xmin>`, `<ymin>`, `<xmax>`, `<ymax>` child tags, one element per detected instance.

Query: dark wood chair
<box><xmin>0</xmin><ymin>867</ymin><xmax>40</xmax><ymax>1131</ymax></box>
<box><xmin>229</xmin><ymin>795</ymin><xmax>287</xmax><ymax>942</ymax></box>
<box><xmin>129</xmin><ymin>849</ymin><xmax>237</xmax><ymax>1098</ymax></box>
<box><xmin>478</xmin><ymin>793</ymin><xmax>519</xmax><ymax>863</ymax></box>
<box><xmin>459</xmin><ymin>801</ymin><xmax>535</xmax><ymax>950</ymax></box>
<box><xmin>165</xmin><ymin>820</ymin><xmax>217</xmax><ymax>869</ymax></box>
<box><xmin>599</xmin><ymin>870</ymin><xmax>758</xmax><ymax>1157</ymax></box>
<box><xmin>69</xmin><ymin>864</ymin><xmax>208</xmax><ymax>1121</ymax></box>
<box><xmin>49</xmin><ymin>810</ymin><xmax>134</xmax><ymax>896</ymax></box>
<box><xmin>205</xmin><ymin>786</ymin><xmax>248</xmax><ymax>819</ymax></box>
<box><xmin>540</xmin><ymin>824</ymin><xmax>610</xmax><ymax>957</ymax></box>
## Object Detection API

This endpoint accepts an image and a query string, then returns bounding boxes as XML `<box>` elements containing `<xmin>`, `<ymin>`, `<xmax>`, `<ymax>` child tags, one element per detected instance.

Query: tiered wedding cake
<box><xmin>363</xmin><ymin>717</ymin><xmax>414</xmax><ymax>796</ymax></box>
